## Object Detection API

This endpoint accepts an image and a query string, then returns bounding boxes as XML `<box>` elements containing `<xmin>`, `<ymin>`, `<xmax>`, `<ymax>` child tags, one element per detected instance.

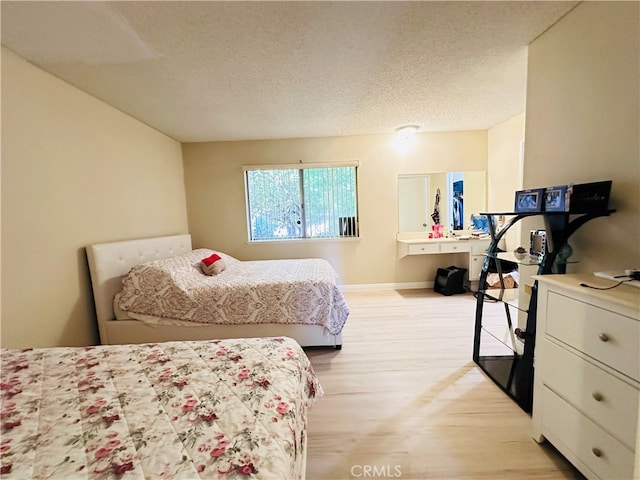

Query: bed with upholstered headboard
<box><xmin>86</xmin><ymin>234</ymin><xmax>345</xmax><ymax>348</ymax></box>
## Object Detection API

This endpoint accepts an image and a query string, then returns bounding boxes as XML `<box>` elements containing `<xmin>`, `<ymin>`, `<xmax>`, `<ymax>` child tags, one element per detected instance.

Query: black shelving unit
<box><xmin>472</xmin><ymin>209</ymin><xmax>615</xmax><ymax>413</ymax></box>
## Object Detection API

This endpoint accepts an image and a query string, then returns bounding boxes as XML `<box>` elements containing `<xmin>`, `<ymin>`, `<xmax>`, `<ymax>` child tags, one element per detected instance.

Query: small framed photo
<box><xmin>544</xmin><ymin>185</ymin><xmax>568</xmax><ymax>212</ymax></box>
<box><xmin>514</xmin><ymin>188</ymin><xmax>544</xmax><ymax>212</ymax></box>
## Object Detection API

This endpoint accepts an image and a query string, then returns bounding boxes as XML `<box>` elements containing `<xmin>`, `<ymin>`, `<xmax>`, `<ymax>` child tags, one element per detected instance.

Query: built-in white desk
<box><xmin>396</xmin><ymin>232</ymin><xmax>491</xmax><ymax>283</ymax></box>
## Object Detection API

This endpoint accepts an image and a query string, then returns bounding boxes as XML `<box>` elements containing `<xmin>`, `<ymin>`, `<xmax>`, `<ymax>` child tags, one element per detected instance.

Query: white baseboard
<box><xmin>340</xmin><ymin>281</ymin><xmax>433</xmax><ymax>292</ymax></box>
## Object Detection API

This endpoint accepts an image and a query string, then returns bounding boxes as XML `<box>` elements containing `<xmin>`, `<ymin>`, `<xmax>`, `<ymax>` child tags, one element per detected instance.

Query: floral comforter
<box><xmin>0</xmin><ymin>337</ymin><xmax>323</xmax><ymax>479</ymax></box>
<box><xmin>115</xmin><ymin>249</ymin><xmax>349</xmax><ymax>335</ymax></box>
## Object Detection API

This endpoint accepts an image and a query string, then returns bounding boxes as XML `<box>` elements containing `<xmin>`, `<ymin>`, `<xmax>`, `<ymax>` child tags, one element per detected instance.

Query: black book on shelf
<box><xmin>567</xmin><ymin>180</ymin><xmax>612</xmax><ymax>212</ymax></box>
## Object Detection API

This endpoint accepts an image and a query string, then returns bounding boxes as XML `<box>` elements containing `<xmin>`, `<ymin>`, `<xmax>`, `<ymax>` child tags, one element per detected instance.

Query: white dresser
<box><xmin>532</xmin><ymin>274</ymin><xmax>640</xmax><ymax>480</ymax></box>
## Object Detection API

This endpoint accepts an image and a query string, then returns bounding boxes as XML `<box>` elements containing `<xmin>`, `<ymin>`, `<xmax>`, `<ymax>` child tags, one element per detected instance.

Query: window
<box><xmin>244</xmin><ymin>164</ymin><xmax>359</xmax><ymax>241</ymax></box>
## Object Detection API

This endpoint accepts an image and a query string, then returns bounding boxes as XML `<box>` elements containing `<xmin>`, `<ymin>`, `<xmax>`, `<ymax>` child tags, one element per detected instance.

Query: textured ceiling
<box><xmin>1</xmin><ymin>1</ymin><xmax>578</xmax><ymax>142</ymax></box>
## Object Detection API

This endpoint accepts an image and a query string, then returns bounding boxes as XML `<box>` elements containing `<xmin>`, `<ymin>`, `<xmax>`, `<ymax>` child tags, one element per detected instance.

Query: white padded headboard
<box><xmin>86</xmin><ymin>234</ymin><xmax>192</xmax><ymax>342</ymax></box>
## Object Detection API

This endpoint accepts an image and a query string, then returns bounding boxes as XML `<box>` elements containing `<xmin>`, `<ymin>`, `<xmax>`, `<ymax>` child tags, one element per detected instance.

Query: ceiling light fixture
<box><xmin>391</xmin><ymin>124</ymin><xmax>421</xmax><ymax>154</ymax></box>
<box><xmin>395</xmin><ymin>124</ymin><xmax>420</xmax><ymax>139</ymax></box>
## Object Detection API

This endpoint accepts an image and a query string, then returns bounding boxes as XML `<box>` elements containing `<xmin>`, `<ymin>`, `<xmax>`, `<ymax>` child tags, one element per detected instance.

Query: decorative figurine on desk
<box><xmin>513</xmin><ymin>247</ymin><xmax>527</xmax><ymax>260</ymax></box>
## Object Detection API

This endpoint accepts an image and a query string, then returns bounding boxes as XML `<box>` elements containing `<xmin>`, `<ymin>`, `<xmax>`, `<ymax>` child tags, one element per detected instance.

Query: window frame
<box><xmin>243</xmin><ymin>161</ymin><xmax>360</xmax><ymax>243</ymax></box>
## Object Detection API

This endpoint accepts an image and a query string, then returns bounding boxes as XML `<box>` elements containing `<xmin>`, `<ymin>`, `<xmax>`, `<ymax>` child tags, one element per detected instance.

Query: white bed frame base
<box><xmin>86</xmin><ymin>234</ymin><xmax>341</xmax><ymax>348</ymax></box>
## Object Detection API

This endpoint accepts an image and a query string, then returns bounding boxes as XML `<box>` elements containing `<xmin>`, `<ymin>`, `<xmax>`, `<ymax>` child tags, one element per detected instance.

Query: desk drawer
<box><xmin>469</xmin><ymin>255</ymin><xmax>484</xmax><ymax>280</ymax></box>
<box><xmin>407</xmin><ymin>243</ymin><xmax>440</xmax><ymax>254</ymax></box>
<box><xmin>541</xmin><ymin>386</ymin><xmax>635</xmax><ymax>480</ymax></box>
<box><xmin>545</xmin><ymin>292</ymin><xmax>640</xmax><ymax>381</ymax></box>
<box><xmin>541</xmin><ymin>339</ymin><xmax>639</xmax><ymax>450</ymax></box>
<box><xmin>440</xmin><ymin>242</ymin><xmax>470</xmax><ymax>253</ymax></box>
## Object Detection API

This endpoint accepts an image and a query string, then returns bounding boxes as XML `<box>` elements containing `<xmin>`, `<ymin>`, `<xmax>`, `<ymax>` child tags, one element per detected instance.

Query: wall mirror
<box><xmin>398</xmin><ymin>171</ymin><xmax>486</xmax><ymax>233</ymax></box>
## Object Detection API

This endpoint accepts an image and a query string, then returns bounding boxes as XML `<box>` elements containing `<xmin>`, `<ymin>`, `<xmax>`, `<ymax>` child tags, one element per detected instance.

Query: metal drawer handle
<box><xmin>592</xmin><ymin>392</ymin><xmax>603</xmax><ymax>402</ymax></box>
<box><xmin>598</xmin><ymin>333</ymin><xmax>609</xmax><ymax>342</ymax></box>
<box><xmin>591</xmin><ymin>447</ymin><xmax>603</xmax><ymax>458</ymax></box>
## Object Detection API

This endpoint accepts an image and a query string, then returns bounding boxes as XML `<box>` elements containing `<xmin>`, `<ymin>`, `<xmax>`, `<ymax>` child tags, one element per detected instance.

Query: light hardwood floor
<box><xmin>304</xmin><ymin>289</ymin><xmax>584</xmax><ymax>480</ymax></box>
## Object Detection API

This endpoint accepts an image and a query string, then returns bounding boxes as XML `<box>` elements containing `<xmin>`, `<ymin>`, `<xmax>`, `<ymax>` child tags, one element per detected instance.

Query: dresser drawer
<box><xmin>541</xmin><ymin>339</ymin><xmax>639</xmax><ymax>450</ymax></box>
<box><xmin>545</xmin><ymin>292</ymin><xmax>640</xmax><ymax>381</ymax></box>
<box><xmin>541</xmin><ymin>386</ymin><xmax>635</xmax><ymax>480</ymax></box>
<box><xmin>440</xmin><ymin>242</ymin><xmax>470</xmax><ymax>253</ymax></box>
<box><xmin>407</xmin><ymin>243</ymin><xmax>440</xmax><ymax>255</ymax></box>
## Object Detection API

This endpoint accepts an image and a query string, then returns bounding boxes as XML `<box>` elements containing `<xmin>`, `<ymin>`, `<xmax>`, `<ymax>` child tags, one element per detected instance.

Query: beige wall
<box><xmin>488</xmin><ymin>113</ymin><xmax>526</xmax><ymax>251</ymax></box>
<box><xmin>1</xmin><ymin>48</ymin><xmax>189</xmax><ymax>348</ymax></box>
<box><xmin>4</xmin><ymin>0</ymin><xmax>634</xmax><ymax>349</ymax></box>
<box><xmin>182</xmin><ymin>132</ymin><xmax>487</xmax><ymax>285</ymax></box>
<box><xmin>524</xmin><ymin>2</ymin><xmax>639</xmax><ymax>272</ymax></box>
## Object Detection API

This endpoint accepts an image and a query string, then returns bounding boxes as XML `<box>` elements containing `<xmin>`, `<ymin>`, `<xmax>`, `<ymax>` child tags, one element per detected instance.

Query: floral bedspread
<box><xmin>0</xmin><ymin>337</ymin><xmax>323</xmax><ymax>479</ymax></box>
<box><xmin>115</xmin><ymin>249</ymin><xmax>349</xmax><ymax>335</ymax></box>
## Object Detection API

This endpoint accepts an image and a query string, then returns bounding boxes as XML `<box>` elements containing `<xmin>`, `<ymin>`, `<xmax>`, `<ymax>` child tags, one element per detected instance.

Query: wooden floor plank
<box><xmin>304</xmin><ymin>289</ymin><xmax>584</xmax><ymax>480</ymax></box>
